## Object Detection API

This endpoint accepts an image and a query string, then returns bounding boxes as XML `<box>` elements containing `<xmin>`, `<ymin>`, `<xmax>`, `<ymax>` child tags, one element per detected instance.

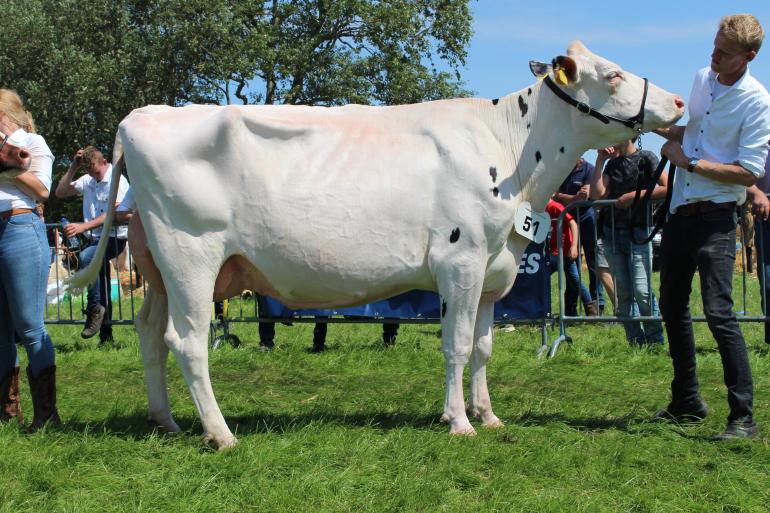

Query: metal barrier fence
<box><xmin>43</xmin><ymin>206</ymin><xmax>770</xmax><ymax>357</ymax></box>
<box><xmin>547</xmin><ymin>199</ymin><xmax>764</xmax><ymax>357</ymax></box>
<box><xmin>42</xmin><ymin>222</ymin><xmax>553</xmax><ymax>350</ymax></box>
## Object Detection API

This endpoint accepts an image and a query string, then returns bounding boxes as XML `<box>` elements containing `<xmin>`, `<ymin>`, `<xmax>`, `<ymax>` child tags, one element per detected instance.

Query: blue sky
<box><xmin>462</xmin><ymin>1</ymin><xmax>770</xmax><ymax>159</ymax></box>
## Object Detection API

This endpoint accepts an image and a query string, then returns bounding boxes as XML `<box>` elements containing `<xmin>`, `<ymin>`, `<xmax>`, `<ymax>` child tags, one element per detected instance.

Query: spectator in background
<box><xmin>0</xmin><ymin>88</ymin><xmax>60</xmax><ymax>429</ymax></box>
<box><xmin>591</xmin><ymin>139</ymin><xmax>666</xmax><ymax>347</ymax></box>
<box><xmin>553</xmin><ymin>158</ymin><xmax>603</xmax><ymax>316</ymax></box>
<box><xmin>55</xmin><ymin>146</ymin><xmax>129</xmax><ymax>345</ymax></box>
<box><xmin>257</xmin><ymin>300</ymin><xmax>399</xmax><ymax>352</ymax></box>
<box><xmin>654</xmin><ymin>14</ymin><xmax>770</xmax><ymax>440</ymax></box>
<box><xmin>545</xmin><ymin>199</ymin><xmax>597</xmax><ymax>316</ymax></box>
<box><xmin>746</xmin><ymin>151</ymin><xmax>770</xmax><ymax>345</ymax></box>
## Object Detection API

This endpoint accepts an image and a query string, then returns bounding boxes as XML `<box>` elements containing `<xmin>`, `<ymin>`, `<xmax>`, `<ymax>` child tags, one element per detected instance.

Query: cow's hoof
<box><xmin>450</xmin><ymin>424</ymin><xmax>477</xmax><ymax>436</ymax></box>
<box><xmin>439</xmin><ymin>413</ymin><xmax>450</xmax><ymax>423</ymax></box>
<box><xmin>449</xmin><ymin>418</ymin><xmax>477</xmax><ymax>436</ymax></box>
<box><xmin>469</xmin><ymin>409</ymin><xmax>504</xmax><ymax>429</ymax></box>
<box><xmin>203</xmin><ymin>433</ymin><xmax>239</xmax><ymax>451</ymax></box>
<box><xmin>148</xmin><ymin>416</ymin><xmax>182</xmax><ymax>434</ymax></box>
<box><xmin>482</xmin><ymin>417</ymin><xmax>505</xmax><ymax>429</ymax></box>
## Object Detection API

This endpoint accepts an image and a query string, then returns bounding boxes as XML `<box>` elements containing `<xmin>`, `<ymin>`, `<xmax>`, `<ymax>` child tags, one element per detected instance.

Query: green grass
<box><xmin>2</xmin><ymin>316</ymin><xmax>770</xmax><ymax>512</ymax></box>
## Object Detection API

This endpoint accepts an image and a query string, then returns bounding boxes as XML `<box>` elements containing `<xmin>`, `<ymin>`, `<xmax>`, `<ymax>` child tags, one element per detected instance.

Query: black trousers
<box><xmin>659</xmin><ymin>210</ymin><xmax>753</xmax><ymax>422</ymax></box>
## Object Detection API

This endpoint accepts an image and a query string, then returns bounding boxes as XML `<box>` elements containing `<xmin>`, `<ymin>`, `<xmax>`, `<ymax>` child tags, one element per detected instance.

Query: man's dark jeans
<box><xmin>79</xmin><ymin>236</ymin><xmax>127</xmax><ymax>339</ymax></box>
<box><xmin>659</xmin><ymin>210</ymin><xmax>753</xmax><ymax>422</ymax></box>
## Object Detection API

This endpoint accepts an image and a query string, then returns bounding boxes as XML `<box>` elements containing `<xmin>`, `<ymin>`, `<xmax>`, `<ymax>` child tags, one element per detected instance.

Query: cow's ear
<box><xmin>551</xmin><ymin>55</ymin><xmax>578</xmax><ymax>86</ymax></box>
<box><xmin>529</xmin><ymin>60</ymin><xmax>551</xmax><ymax>78</ymax></box>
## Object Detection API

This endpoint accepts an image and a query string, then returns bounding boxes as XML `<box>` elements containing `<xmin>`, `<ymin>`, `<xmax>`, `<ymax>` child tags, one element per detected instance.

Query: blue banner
<box><xmin>260</xmin><ymin>242</ymin><xmax>549</xmax><ymax>321</ymax></box>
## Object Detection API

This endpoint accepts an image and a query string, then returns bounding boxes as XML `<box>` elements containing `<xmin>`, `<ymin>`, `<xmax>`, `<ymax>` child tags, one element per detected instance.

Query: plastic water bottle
<box><xmin>59</xmin><ymin>217</ymin><xmax>80</xmax><ymax>250</ymax></box>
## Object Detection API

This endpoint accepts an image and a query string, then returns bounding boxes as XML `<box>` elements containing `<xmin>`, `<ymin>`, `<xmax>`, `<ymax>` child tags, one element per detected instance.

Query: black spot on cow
<box><xmin>527</xmin><ymin>123</ymin><xmax>531</xmax><ymax>129</ymax></box>
<box><xmin>560</xmin><ymin>146</ymin><xmax>565</xmax><ymax>153</ymax></box>
<box><xmin>518</xmin><ymin>95</ymin><xmax>528</xmax><ymax>117</ymax></box>
<box><xmin>535</xmin><ymin>151</ymin><xmax>542</xmax><ymax>163</ymax></box>
<box><xmin>492</xmin><ymin>187</ymin><xmax>500</xmax><ymax>197</ymax></box>
<box><xmin>492</xmin><ymin>98</ymin><xmax>499</xmax><ymax>105</ymax></box>
<box><xmin>489</xmin><ymin>166</ymin><xmax>497</xmax><ymax>183</ymax></box>
<box><xmin>450</xmin><ymin>228</ymin><xmax>460</xmax><ymax>243</ymax></box>
<box><xmin>441</xmin><ymin>301</ymin><xmax>447</xmax><ymax>318</ymax></box>
<box><xmin>528</xmin><ymin>88</ymin><xmax>532</xmax><ymax>96</ymax></box>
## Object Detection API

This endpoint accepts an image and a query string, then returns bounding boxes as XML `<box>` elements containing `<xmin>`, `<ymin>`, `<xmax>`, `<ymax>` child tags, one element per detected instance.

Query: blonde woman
<box><xmin>0</xmin><ymin>89</ymin><xmax>59</xmax><ymax>429</ymax></box>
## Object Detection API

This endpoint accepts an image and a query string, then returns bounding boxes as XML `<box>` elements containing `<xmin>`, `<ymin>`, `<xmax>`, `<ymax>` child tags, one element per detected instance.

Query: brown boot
<box><xmin>0</xmin><ymin>366</ymin><xmax>23</xmax><ymax>424</ymax></box>
<box><xmin>584</xmin><ymin>300</ymin><xmax>600</xmax><ymax>317</ymax></box>
<box><xmin>26</xmin><ymin>365</ymin><xmax>61</xmax><ymax>431</ymax></box>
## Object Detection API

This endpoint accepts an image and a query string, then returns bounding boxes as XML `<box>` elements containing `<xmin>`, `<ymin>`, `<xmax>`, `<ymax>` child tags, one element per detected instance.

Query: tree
<box><xmin>1</xmin><ymin>0</ymin><xmax>473</xmax><ymax>220</ymax></box>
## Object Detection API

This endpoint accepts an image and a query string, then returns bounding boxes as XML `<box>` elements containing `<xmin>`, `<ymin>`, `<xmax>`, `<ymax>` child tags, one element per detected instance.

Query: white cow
<box><xmin>70</xmin><ymin>42</ymin><xmax>684</xmax><ymax>450</ymax></box>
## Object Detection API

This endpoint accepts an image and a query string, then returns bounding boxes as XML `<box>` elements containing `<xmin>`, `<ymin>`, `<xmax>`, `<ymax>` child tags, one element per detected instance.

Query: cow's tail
<box><xmin>65</xmin><ymin>144</ymin><xmax>126</xmax><ymax>293</ymax></box>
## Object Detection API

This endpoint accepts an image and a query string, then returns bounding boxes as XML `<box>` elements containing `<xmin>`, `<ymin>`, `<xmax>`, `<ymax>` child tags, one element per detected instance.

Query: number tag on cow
<box><xmin>514</xmin><ymin>202</ymin><xmax>549</xmax><ymax>244</ymax></box>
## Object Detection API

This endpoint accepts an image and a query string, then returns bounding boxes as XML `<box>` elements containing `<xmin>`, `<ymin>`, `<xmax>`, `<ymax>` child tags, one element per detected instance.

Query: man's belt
<box><xmin>675</xmin><ymin>201</ymin><xmax>737</xmax><ymax>217</ymax></box>
<box><xmin>0</xmin><ymin>208</ymin><xmax>34</xmax><ymax>220</ymax></box>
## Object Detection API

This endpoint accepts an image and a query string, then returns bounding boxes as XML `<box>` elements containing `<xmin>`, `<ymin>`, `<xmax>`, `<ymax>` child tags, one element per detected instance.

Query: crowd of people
<box><xmin>1</xmin><ymin>13</ymin><xmax>769</xmax><ymax>442</ymax></box>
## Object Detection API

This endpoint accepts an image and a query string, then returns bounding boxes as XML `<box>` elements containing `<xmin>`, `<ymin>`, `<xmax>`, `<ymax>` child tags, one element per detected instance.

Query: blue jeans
<box><xmin>755</xmin><ymin>219</ymin><xmax>770</xmax><ymax>344</ymax></box>
<box><xmin>660</xmin><ymin>210</ymin><xmax>752</xmax><ymax>422</ymax></box>
<box><xmin>565</xmin><ymin>210</ymin><xmax>604</xmax><ymax>313</ymax></box>
<box><xmin>603</xmin><ymin>227</ymin><xmax>664</xmax><ymax>345</ymax></box>
<box><xmin>0</xmin><ymin>212</ymin><xmax>55</xmax><ymax>377</ymax></box>
<box><xmin>79</xmin><ymin>237</ymin><xmax>127</xmax><ymax>339</ymax></box>
<box><xmin>549</xmin><ymin>256</ymin><xmax>592</xmax><ymax>312</ymax></box>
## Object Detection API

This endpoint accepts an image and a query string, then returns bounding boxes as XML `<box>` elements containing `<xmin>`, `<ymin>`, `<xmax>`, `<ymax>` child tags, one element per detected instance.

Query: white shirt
<box><xmin>116</xmin><ymin>186</ymin><xmax>135</xmax><ymax>212</ymax></box>
<box><xmin>670</xmin><ymin>67</ymin><xmax>770</xmax><ymax>212</ymax></box>
<box><xmin>73</xmin><ymin>165</ymin><xmax>130</xmax><ymax>239</ymax></box>
<box><xmin>0</xmin><ymin>128</ymin><xmax>54</xmax><ymax>211</ymax></box>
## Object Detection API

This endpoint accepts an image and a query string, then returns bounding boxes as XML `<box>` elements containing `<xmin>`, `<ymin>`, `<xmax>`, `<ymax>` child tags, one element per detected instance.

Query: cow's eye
<box><xmin>606</xmin><ymin>71</ymin><xmax>623</xmax><ymax>82</ymax></box>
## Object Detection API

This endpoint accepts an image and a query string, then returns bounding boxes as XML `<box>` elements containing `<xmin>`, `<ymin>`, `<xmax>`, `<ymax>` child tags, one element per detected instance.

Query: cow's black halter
<box><xmin>542</xmin><ymin>75</ymin><xmax>649</xmax><ymax>133</ymax></box>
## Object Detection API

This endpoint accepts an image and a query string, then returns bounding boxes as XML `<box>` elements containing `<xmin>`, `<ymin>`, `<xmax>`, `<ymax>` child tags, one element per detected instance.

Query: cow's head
<box><xmin>531</xmin><ymin>41</ymin><xmax>684</xmax><ymax>148</ymax></box>
<box><xmin>0</xmin><ymin>134</ymin><xmax>31</xmax><ymax>177</ymax></box>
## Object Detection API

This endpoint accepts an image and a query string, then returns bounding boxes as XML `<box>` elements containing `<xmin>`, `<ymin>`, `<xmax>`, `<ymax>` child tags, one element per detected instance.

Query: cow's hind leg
<box><xmin>164</xmin><ymin>277</ymin><xmax>237</xmax><ymax>450</ymax></box>
<box><xmin>135</xmin><ymin>287</ymin><xmax>181</xmax><ymax>433</ymax></box>
<box><xmin>435</xmin><ymin>261</ymin><xmax>485</xmax><ymax>436</ymax></box>
<box><xmin>468</xmin><ymin>301</ymin><xmax>503</xmax><ymax>428</ymax></box>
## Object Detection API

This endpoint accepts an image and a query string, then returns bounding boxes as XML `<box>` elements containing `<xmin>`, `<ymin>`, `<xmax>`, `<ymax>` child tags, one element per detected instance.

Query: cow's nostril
<box><xmin>674</xmin><ymin>97</ymin><xmax>685</xmax><ymax>109</ymax></box>
<box><xmin>18</xmin><ymin>149</ymin><xmax>30</xmax><ymax>159</ymax></box>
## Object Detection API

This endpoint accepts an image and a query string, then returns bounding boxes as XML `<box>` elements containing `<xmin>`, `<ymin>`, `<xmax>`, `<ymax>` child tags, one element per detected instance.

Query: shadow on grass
<box><xmin>510</xmin><ymin>411</ymin><xmax>643</xmax><ymax>432</ymax></box>
<box><xmin>57</xmin><ymin>409</ymin><xmax>444</xmax><ymax>442</ymax></box>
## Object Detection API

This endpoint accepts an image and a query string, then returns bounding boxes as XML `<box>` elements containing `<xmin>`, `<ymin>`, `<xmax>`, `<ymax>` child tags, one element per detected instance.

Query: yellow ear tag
<box><xmin>555</xmin><ymin>68</ymin><xmax>569</xmax><ymax>85</ymax></box>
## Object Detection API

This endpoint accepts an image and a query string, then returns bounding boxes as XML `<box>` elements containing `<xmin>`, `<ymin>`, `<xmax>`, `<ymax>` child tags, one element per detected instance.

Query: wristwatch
<box><xmin>687</xmin><ymin>158</ymin><xmax>699</xmax><ymax>173</ymax></box>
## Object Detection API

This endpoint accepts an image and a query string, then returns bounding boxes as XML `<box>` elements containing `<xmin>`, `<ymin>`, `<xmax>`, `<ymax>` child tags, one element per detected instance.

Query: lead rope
<box><xmin>629</xmin><ymin>156</ymin><xmax>675</xmax><ymax>245</ymax></box>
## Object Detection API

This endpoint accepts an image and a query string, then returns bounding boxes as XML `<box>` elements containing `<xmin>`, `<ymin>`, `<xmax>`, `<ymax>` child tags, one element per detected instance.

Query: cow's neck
<box><xmin>492</xmin><ymin>81</ymin><xmax>588</xmax><ymax>212</ymax></box>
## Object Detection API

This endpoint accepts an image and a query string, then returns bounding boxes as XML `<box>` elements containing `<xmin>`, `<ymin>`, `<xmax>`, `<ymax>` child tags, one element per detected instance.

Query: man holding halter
<box><xmin>655</xmin><ymin>14</ymin><xmax>770</xmax><ymax>439</ymax></box>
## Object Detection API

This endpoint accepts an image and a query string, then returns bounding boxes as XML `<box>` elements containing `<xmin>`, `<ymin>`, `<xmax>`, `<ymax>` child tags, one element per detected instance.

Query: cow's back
<box><xmin>120</xmin><ymin>101</ymin><xmax>513</xmax><ymax>307</ymax></box>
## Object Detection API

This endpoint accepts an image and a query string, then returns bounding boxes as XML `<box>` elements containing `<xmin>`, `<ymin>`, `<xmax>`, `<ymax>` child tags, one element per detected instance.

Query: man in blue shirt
<box><xmin>553</xmin><ymin>158</ymin><xmax>602</xmax><ymax>316</ymax></box>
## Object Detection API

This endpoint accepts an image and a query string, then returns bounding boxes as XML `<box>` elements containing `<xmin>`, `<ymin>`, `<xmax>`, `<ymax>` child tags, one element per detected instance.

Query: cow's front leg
<box><xmin>435</xmin><ymin>264</ymin><xmax>484</xmax><ymax>436</ymax></box>
<box><xmin>468</xmin><ymin>301</ymin><xmax>503</xmax><ymax>428</ymax></box>
<box><xmin>135</xmin><ymin>287</ymin><xmax>180</xmax><ymax>433</ymax></box>
<box><xmin>165</xmin><ymin>290</ymin><xmax>237</xmax><ymax>451</ymax></box>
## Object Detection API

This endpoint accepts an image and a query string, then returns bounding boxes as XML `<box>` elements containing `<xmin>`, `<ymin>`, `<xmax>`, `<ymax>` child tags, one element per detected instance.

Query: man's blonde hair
<box><xmin>719</xmin><ymin>14</ymin><xmax>764</xmax><ymax>53</ymax></box>
<box><xmin>0</xmin><ymin>89</ymin><xmax>36</xmax><ymax>133</ymax></box>
<box><xmin>81</xmin><ymin>146</ymin><xmax>105</xmax><ymax>169</ymax></box>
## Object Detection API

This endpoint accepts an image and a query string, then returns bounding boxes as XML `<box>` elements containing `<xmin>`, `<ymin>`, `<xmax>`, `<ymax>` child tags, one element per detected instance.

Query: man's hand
<box><xmin>661</xmin><ymin>140</ymin><xmax>688</xmax><ymax>169</ymax></box>
<box><xmin>747</xmin><ymin>185</ymin><xmax>770</xmax><ymax>221</ymax></box>
<box><xmin>568</xmin><ymin>243</ymin><xmax>578</xmax><ymax>261</ymax></box>
<box><xmin>574</xmin><ymin>184</ymin><xmax>589</xmax><ymax>202</ymax></box>
<box><xmin>72</xmin><ymin>149</ymin><xmax>85</xmax><ymax>169</ymax></box>
<box><xmin>615</xmin><ymin>191</ymin><xmax>636</xmax><ymax>210</ymax></box>
<box><xmin>597</xmin><ymin>147</ymin><xmax>616</xmax><ymax>161</ymax></box>
<box><xmin>62</xmin><ymin>222</ymin><xmax>87</xmax><ymax>238</ymax></box>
